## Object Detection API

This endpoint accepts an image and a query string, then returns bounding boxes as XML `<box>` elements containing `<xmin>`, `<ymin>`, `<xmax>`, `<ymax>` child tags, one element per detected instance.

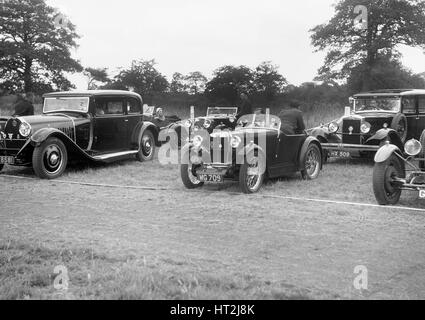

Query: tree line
<box><xmin>1</xmin><ymin>0</ymin><xmax>425</xmax><ymax>109</ymax></box>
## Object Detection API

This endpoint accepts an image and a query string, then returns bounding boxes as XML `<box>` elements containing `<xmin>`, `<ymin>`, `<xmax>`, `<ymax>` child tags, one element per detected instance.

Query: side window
<box><xmin>402</xmin><ymin>97</ymin><xmax>416</xmax><ymax>114</ymax></box>
<box><xmin>128</xmin><ymin>98</ymin><xmax>141</xmax><ymax>114</ymax></box>
<box><xmin>95</xmin><ymin>99</ymin><xmax>124</xmax><ymax>116</ymax></box>
<box><xmin>418</xmin><ymin>97</ymin><xmax>425</xmax><ymax>114</ymax></box>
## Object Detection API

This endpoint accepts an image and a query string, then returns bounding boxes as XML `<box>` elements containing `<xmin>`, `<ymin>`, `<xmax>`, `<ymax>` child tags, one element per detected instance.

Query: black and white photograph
<box><xmin>1</xmin><ymin>0</ymin><xmax>425</xmax><ymax>305</ymax></box>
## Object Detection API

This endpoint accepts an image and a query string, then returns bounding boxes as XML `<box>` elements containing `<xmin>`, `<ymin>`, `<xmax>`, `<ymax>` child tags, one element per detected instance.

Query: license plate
<box><xmin>0</xmin><ymin>156</ymin><xmax>14</xmax><ymax>165</ymax></box>
<box><xmin>329</xmin><ymin>151</ymin><xmax>351</xmax><ymax>158</ymax></box>
<box><xmin>419</xmin><ymin>190</ymin><xmax>425</xmax><ymax>199</ymax></box>
<box><xmin>198</xmin><ymin>174</ymin><xmax>224</xmax><ymax>183</ymax></box>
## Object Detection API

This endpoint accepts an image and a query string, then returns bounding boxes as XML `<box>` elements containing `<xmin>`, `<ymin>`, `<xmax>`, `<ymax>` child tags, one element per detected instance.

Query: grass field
<box><xmin>1</xmin><ymin>157</ymin><xmax>425</xmax><ymax>300</ymax></box>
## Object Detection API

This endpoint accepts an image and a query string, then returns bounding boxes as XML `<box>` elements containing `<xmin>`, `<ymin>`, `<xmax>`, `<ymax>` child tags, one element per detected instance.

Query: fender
<box><xmin>374</xmin><ymin>143</ymin><xmax>402</xmax><ymax>163</ymax></box>
<box><xmin>367</xmin><ymin>128</ymin><xmax>391</xmax><ymax>143</ymax></box>
<box><xmin>237</xmin><ymin>142</ymin><xmax>266</xmax><ymax>160</ymax></box>
<box><xmin>309</xmin><ymin>127</ymin><xmax>329</xmax><ymax>143</ymax></box>
<box><xmin>298</xmin><ymin>136</ymin><xmax>323</xmax><ymax>170</ymax></box>
<box><xmin>134</xmin><ymin>121</ymin><xmax>160</xmax><ymax>148</ymax></box>
<box><xmin>29</xmin><ymin>128</ymin><xmax>93</xmax><ymax>161</ymax></box>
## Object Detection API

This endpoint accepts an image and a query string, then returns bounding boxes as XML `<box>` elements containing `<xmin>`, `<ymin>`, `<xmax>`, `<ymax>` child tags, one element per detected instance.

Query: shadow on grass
<box><xmin>0</xmin><ymin>240</ymin><xmax>328</xmax><ymax>300</ymax></box>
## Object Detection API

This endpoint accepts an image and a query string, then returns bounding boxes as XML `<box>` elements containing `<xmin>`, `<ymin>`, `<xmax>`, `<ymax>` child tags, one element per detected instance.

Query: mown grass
<box><xmin>0</xmin><ymin>240</ymin><xmax>320</xmax><ymax>300</ymax></box>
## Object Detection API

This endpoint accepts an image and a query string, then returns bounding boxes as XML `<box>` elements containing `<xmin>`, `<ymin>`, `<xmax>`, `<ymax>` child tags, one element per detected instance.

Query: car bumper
<box><xmin>322</xmin><ymin>143</ymin><xmax>380</xmax><ymax>152</ymax></box>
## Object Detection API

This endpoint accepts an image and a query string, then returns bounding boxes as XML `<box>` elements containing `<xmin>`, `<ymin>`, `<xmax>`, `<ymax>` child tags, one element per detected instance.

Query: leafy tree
<box><xmin>311</xmin><ymin>0</ymin><xmax>425</xmax><ymax>91</ymax></box>
<box><xmin>170</xmin><ymin>72</ymin><xmax>187</xmax><ymax>93</ymax></box>
<box><xmin>205</xmin><ymin>65</ymin><xmax>254</xmax><ymax>104</ymax></box>
<box><xmin>0</xmin><ymin>0</ymin><xmax>82</xmax><ymax>94</ymax></box>
<box><xmin>84</xmin><ymin>67</ymin><xmax>110</xmax><ymax>90</ymax></box>
<box><xmin>253</xmin><ymin>61</ymin><xmax>287</xmax><ymax>103</ymax></box>
<box><xmin>185</xmin><ymin>71</ymin><xmax>207</xmax><ymax>95</ymax></box>
<box><xmin>114</xmin><ymin>59</ymin><xmax>169</xmax><ymax>103</ymax></box>
<box><xmin>347</xmin><ymin>55</ymin><xmax>425</xmax><ymax>93</ymax></box>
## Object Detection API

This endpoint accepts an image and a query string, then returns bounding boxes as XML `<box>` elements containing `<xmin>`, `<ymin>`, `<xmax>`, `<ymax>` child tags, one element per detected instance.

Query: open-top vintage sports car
<box><xmin>179</xmin><ymin>111</ymin><xmax>323</xmax><ymax>193</ymax></box>
<box><xmin>0</xmin><ymin>90</ymin><xmax>176</xmax><ymax>179</ymax></box>
<box><xmin>373</xmin><ymin>130</ymin><xmax>425</xmax><ymax>205</ymax></box>
<box><xmin>163</xmin><ymin>106</ymin><xmax>239</xmax><ymax>149</ymax></box>
<box><xmin>310</xmin><ymin>89</ymin><xmax>425</xmax><ymax>159</ymax></box>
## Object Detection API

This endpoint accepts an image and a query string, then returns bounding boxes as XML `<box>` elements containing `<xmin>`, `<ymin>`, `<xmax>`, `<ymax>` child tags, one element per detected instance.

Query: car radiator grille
<box><xmin>209</xmin><ymin>137</ymin><xmax>232</xmax><ymax>164</ymax></box>
<box><xmin>342</xmin><ymin>119</ymin><xmax>361</xmax><ymax>145</ymax></box>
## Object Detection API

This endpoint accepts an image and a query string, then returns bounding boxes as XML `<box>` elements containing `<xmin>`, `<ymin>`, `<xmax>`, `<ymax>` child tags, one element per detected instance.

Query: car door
<box><xmin>126</xmin><ymin>97</ymin><xmax>143</xmax><ymax>150</ymax></box>
<box><xmin>92</xmin><ymin>97</ymin><xmax>127</xmax><ymax>153</ymax></box>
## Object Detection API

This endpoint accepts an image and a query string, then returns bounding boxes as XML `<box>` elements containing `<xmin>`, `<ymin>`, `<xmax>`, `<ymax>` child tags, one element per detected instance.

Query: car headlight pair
<box><xmin>19</xmin><ymin>121</ymin><xmax>32</xmax><ymax>137</ymax></box>
<box><xmin>404</xmin><ymin>139</ymin><xmax>423</xmax><ymax>156</ymax></box>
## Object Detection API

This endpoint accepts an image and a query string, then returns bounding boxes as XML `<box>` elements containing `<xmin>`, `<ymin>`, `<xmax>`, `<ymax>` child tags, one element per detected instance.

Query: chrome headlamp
<box><xmin>184</xmin><ymin>120</ymin><xmax>192</xmax><ymax>128</ymax></box>
<box><xmin>19</xmin><ymin>121</ymin><xmax>32</xmax><ymax>137</ymax></box>
<box><xmin>328</xmin><ymin>122</ymin><xmax>339</xmax><ymax>134</ymax></box>
<box><xmin>404</xmin><ymin>139</ymin><xmax>422</xmax><ymax>156</ymax></box>
<box><xmin>193</xmin><ymin>135</ymin><xmax>203</xmax><ymax>148</ymax></box>
<box><xmin>204</xmin><ymin>119</ymin><xmax>212</xmax><ymax>129</ymax></box>
<box><xmin>231</xmin><ymin>136</ymin><xmax>242</xmax><ymax>148</ymax></box>
<box><xmin>360</xmin><ymin>122</ymin><xmax>371</xmax><ymax>134</ymax></box>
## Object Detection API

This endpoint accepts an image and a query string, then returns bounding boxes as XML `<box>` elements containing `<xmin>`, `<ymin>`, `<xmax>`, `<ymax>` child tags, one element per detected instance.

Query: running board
<box><xmin>93</xmin><ymin>150</ymin><xmax>138</xmax><ymax>162</ymax></box>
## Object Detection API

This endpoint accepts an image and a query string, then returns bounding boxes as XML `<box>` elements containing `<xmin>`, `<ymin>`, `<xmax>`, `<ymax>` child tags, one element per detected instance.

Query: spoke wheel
<box><xmin>239</xmin><ymin>151</ymin><xmax>265</xmax><ymax>194</ymax></box>
<box><xmin>32</xmin><ymin>137</ymin><xmax>68</xmax><ymax>179</ymax></box>
<box><xmin>301</xmin><ymin>144</ymin><xmax>322</xmax><ymax>180</ymax></box>
<box><xmin>181</xmin><ymin>164</ymin><xmax>204</xmax><ymax>189</ymax></box>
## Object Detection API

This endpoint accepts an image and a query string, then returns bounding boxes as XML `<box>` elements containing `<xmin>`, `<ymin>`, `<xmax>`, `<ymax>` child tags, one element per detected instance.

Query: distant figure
<box><xmin>237</xmin><ymin>92</ymin><xmax>253</xmax><ymax>119</ymax></box>
<box><xmin>278</xmin><ymin>100</ymin><xmax>306</xmax><ymax>135</ymax></box>
<box><xmin>13</xmin><ymin>93</ymin><xmax>35</xmax><ymax>117</ymax></box>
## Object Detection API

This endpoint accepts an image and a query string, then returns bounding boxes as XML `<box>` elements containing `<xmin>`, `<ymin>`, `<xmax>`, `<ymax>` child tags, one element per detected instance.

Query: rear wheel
<box><xmin>32</xmin><ymin>137</ymin><xmax>68</xmax><ymax>179</ymax></box>
<box><xmin>373</xmin><ymin>154</ymin><xmax>404</xmax><ymax>205</ymax></box>
<box><xmin>136</xmin><ymin>130</ymin><xmax>156</xmax><ymax>162</ymax></box>
<box><xmin>239</xmin><ymin>151</ymin><xmax>266</xmax><ymax>194</ymax></box>
<box><xmin>301</xmin><ymin>144</ymin><xmax>322</xmax><ymax>180</ymax></box>
<box><xmin>181</xmin><ymin>164</ymin><xmax>204</xmax><ymax>189</ymax></box>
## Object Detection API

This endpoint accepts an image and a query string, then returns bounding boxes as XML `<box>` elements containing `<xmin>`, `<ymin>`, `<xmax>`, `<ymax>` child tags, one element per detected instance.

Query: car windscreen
<box><xmin>207</xmin><ymin>107</ymin><xmax>238</xmax><ymax>117</ymax></box>
<box><xmin>354</xmin><ymin>97</ymin><xmax>401</xmax><ymax>112</ymax></box>
<box><xmin>236</xmin><ymin>114</ymin><xmax>281</xmax><ymax>130</ymax></box>
<box><xmin>44</xmin><ymin>97</ymin><xmax>90</xmax><ymax>113</ymax></box>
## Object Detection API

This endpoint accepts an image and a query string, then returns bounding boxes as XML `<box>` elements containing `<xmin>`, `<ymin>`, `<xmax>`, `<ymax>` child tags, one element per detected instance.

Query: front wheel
<box><xmin>32</xmin><ymin>137</ymin><xmax>68</xmax><ymax>179</ymax></box>
<box><xmin>301</xmin><ymin>144</ymin><xmax>322</xmax><ymax>180</ymax></box>
<box><xmin>239</xmin><ymin>151</ymin><xmax>266</xmax><ymax>194</ymax></box>
<box><xmin>373</xmin><ymin>154</ymin><xmax>405</xmax><ymax>205</ymax></box>
<box><xmin>181</xmin><ymin>164</ymin><xmax>204</xmax><ymax>189</ymax></box>
<box><xmin>137</xmin><ymin>130</ymin><xmax>156</xmax><ymax>162</ymax></box>
<box><xmin>419</xmin><ymin>130</ymin><xmax>425</xmax><ymax>169</ymax></box>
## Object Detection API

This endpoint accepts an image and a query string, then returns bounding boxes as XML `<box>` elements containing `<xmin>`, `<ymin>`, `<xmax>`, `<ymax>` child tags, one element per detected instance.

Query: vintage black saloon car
<box><xmin>310</xmin><ymin>89</ymin><xmax>425</xmax><ymax>159</ymax></box>
<box><xmin>0</xmin><ymin>90</ymin><xmax>172</xmax><ymax>179</ymax></box>
<box><xmin>179</xmin><ymin>111</ymin><xmax>323</xmax><ymax>193</ymax></box>
<box><xmin>373</xmin><ymin>133</ymin><xmax>425</xmax><ymax>205</ymax></box>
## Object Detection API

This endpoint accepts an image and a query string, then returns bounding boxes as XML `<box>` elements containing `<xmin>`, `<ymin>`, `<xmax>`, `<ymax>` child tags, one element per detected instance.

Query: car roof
<box><xmin>43</xmin><ymin>90</ymin><xmax>142</xmax><ymax>100</ymax></box>
<box><xmin>354</xmin><ymin>89</ymin><xmax>425</xmax><ymax>97</ymax></box>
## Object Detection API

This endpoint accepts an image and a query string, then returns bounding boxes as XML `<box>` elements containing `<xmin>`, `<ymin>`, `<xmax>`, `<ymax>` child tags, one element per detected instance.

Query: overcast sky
<box><xmin>47</xmin><ymin>0</ymin><xmax>425</xmax><ymax>89</ymax></box>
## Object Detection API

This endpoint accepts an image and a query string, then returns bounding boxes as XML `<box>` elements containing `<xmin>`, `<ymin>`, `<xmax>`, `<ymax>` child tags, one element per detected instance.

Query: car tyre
<box><xmin>137</xmin><ymin>130</ymin><xmax>156</xmax><ymax>162</ymax></box>
<box><xmin>301</xmin><ymin>144</ymin><xmax>322</xmax><ymax>180</ymax></box>
<box><xmin>0</xmin><ymin>164</ymin><xmax>4</xmax><ymax>172</ymax></box>
<box><xmin>239</xmin><ymin>151</ymin><xmax>266</xmax><ymax>194</ymax></box>
<box><xmin>373</xmin><ymin>154</ymin><xmax>404</xmax><ymax>205</ymax></box>
<box><xmin>419</xmin><ymin>130</ymin><xmax>425</xmax><ymax>169</ymax></box>
<box><xmin>391</xmin><ymin>114</ymin><xmax>408</xmax><ymax>143</ymax></box>
<box><xmin>181</xmin><ymin>164</ymin><xmax>204</xmax><ymax>189</ymax></box>
<box><xmin>32</xmin><ymin>137</ymin><xmax>68</xmax><ymax>180</ymax></box>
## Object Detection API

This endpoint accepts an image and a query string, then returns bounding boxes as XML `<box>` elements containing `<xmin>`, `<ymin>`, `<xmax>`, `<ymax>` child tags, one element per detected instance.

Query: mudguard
<box><xmin>135</xmin><ymin>121</ymin><xmax>160</xmax><ymax>148</ymax></box>
<box><xmin>237</xmin><ymin>143</ymin><xmax>266</xmax><ymax>160</ymax></box>
<box><xmin>309</xmin><ymin>127</ymin><xmax>329</xmax><ymax>143</ymax></box>
<box><xmin>374</xmin><ymin>143</ymin><xmax>402</xmax><ymax>163</ymax></box>
<box><xmin>298</xmin><ymin>136</ymin><xmax>323</xmax><ymax>170</ymax></box>
<box><xmin>29</xmin><ymin>128</ymin><xmax>92</xmax><ymax>160</ymax></box>
<box><xmin>367</xmin><ymin>128</ymin><xmax>391</xmax><ymax>143</ymax></box>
